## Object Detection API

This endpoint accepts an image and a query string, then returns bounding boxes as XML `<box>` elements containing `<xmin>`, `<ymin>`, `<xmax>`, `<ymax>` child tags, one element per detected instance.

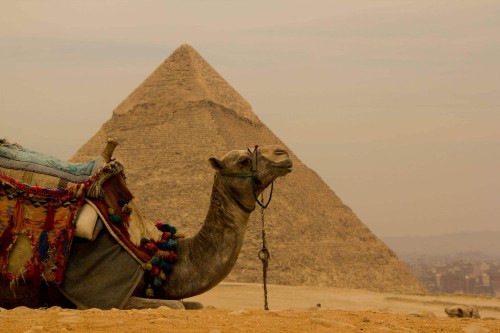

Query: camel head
<box><xmin>208</xmin><ymin>145</ymin><xmax>292</xmax><ymax>212</ymax></box>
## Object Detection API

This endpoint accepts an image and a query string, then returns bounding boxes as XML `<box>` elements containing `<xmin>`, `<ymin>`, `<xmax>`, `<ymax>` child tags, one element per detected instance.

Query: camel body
<box><xmin>0</xmin><ymin>140</ymin><xmax>291</xmax><ymax>309</ymax></box>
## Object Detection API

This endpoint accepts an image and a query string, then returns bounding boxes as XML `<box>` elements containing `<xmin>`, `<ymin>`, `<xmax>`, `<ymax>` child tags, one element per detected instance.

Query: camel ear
<box><xmin>208</xmin><ymin>157</ymin><xmax>224</xmax><ymax>170</ymax></box>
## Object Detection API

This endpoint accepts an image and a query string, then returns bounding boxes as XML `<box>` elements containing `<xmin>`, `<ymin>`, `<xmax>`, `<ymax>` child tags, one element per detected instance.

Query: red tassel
<box><xmin>12</xmin><ymin>197</ymin><xmax>24</xmax><ymax>231</ymax></box>
<box><xmin>44</xmin><ymin>203</ymin><xmax>56</xmax><ymax>231</ymax></box>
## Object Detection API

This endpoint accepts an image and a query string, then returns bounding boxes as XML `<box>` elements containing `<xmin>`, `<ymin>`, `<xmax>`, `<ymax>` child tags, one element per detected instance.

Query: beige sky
<box><xmin>1</xmin><ymin>1</ymin><xmax>499</xmax><ymax>237</ymax></box>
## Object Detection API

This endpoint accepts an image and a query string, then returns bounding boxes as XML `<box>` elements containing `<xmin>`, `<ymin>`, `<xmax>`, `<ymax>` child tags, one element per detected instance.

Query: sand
<box><xmin>1</xmin><ymin>283</ymin><xmax>499</xmax><ymax>332</ymax></box>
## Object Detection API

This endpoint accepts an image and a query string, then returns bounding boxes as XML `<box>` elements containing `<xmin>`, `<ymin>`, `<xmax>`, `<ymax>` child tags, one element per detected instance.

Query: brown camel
<box><xmin>0</xmin><ymin>141</ymin><xmax>292</xmax><ymax>309</ymax></box>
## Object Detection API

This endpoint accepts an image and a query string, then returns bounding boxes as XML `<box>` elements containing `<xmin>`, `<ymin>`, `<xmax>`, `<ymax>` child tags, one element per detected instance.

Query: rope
<box><xmin>258</xmin><ymin>192</ymin><xmax>270</xmax><ymax>311</ymax></box>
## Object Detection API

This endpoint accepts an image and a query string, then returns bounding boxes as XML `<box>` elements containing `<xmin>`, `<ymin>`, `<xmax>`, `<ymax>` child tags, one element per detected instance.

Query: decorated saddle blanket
<box><xmin>0</xmin><ymin>141</ymin><xmax>179</xmax><ymax>297</ymax></box>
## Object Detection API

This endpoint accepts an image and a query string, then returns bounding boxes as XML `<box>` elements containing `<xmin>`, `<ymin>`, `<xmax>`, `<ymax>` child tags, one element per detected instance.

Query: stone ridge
<box><xmin>72</xmin><ymin>46</ymin><xmax>426</xmax><ymax>293</ymax></box>
<box><xmin>113</xmin><ymin>44</ymin><xmax>258</xmax><ymax>123</ymax></box>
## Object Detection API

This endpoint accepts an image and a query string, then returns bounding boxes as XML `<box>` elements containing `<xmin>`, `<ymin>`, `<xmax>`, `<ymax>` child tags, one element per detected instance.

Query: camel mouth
<box><xmin>272</xmin><ymin>160</ymin><xmax>293</xmax><ymax>173</ymax></box>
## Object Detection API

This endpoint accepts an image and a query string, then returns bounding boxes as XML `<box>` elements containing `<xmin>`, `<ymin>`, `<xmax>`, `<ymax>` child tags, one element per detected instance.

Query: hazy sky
<box><xmin>1</xmin><ymin>1</ymin><xmax>499</xmax><ymax>237</ymax></box>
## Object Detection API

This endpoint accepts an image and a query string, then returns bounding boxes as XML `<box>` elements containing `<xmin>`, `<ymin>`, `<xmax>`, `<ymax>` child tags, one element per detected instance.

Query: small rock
<box><xmin>156</xmin><ymin>306</ymin><xmax>174</xmax><ymax>312</ymax></box>
<box><xmin>228</xmin><ymin>309</ymin><xmax>250</xmax><ymax>316</ymax></box>
<box><xmin>12</xmin><ymin>306</ymin><xmax>33</xmax><ymax>313</ymax></box>
<box><xmin>410</xmin><ymin>311</ymin><xmax>436</xmax><ymax>318</ymax></box>
<box><xmin>308</xmin><ymin>303</ymin><xmax>322</xmax><ymax>311</ymax></box>
<box><xmin>446</xmin><ymin>305</ymin><xmax>480</xmax><ymax>319</ymax></box>
<box><xmin>30</xmin><ymin>326</ymin><xmax>44</xmax><ymax>331</ymax></box>
<box><xmin>462</xmin><ymin>323</ymin><xmax>490</xmax><ymax>333</ymax></box>
<box><xmin>57</xmin><ymin>316</ymin><xmax>85</xmax><ymax>324</ymax></box>
<box><xmin>400</xmin><ymin>328</ymin><xmax>417</xmax><ymax>333</ymax></box>
<box><xmin>204</xmin><ymin>305</ymin><xmax>217</xmax><ymax>310</ymax></box>
<box><xmin>209</xmin><ymin>330</ymin><xmax>222</xmax><ymax>333</ymax></box>
<box><xmin>47</xmin><ymin>306</ymin><xmax>62</xmax><ymax>313</ymax></box>
<box><xmin>377</xmin><ymin>328</ymin><xmax>393</xmax><ymax>332</ymax></box>
<box><xmin>149</xmin><ymin>318</ymin><xmax>171</xmax><ymax>324</ymax></box>
<box><xmin>310</xmin><ymin>318</ymin><xmax>357</xmax><ymax>329</ymax></box>
<box><xmin>362</xmin><ymin>317</ymin><xmax>370</xmax><ymax>323</ymax></box>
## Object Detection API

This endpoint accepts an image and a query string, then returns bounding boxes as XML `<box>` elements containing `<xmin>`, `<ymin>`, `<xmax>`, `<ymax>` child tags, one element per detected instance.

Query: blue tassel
<box><xmin>151</xmin><ymin>256</ymin><xmax>160</xmax><ymax>265</ymax></box>
<box><xmin>109</xmin><ymin>214</ymin><xmax>122</xmax><ymax>224</ymax></box>
<box><xmin>166</xmin><ymin>239</ymin><xmax>177</xmax><ymax>250</ymax></box>
<box><xmin>158</xmin><ymin>240</ymin><xmax>169</xmax><ymax>250</ymax></box>
<box><xmin>118</xmin><ymin>199</ymin><xmax>128</xmax><ymax>207</ymax></box>
<box><xmin>152</xmin><ymin>277</ymin><xmax>162</xmax><ymax>289</ymax></box>
<box><xmin>163</xmin><ymin>262</ymin><xmax>173</xmax><ymax>273</ymax></box>
<box><xmin>39</xmin><ymin>231</ymin><xmax>49</xmax><ymax>260</ymax></box>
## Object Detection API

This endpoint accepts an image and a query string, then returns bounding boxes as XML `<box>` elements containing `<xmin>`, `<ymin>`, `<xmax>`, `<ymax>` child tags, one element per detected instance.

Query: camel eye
<box><xmin>237</xmin><ymin>156</ymin><xmax>251</xmax><ymax>167</ymax></box>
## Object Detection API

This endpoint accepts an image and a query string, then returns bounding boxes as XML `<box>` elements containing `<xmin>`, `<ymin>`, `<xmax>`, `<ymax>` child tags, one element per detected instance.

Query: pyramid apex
<box><xmin>113</xmin><ymin>44</ymin><xmax>259</xmax><ymax>123</ymax></box>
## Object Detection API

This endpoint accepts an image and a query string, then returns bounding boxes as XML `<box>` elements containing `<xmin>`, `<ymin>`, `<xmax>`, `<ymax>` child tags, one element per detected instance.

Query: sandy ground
<box><xmin>1</xmin><ymin>283</ymin><xmax>500</xmax><ymax>332</ymax></box>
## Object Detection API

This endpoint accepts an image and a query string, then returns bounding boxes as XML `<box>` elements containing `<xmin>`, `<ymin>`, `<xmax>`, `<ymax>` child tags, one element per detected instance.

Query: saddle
<box><xmin>0</xmin><ymin>139</ymin><xmax>124</xmax><ymax>285</ymax></box>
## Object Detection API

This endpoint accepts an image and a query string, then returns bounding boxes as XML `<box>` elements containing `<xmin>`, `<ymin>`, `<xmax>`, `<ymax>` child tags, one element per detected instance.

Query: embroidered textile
<box><xmin>0</xmin><ymin>174</ymin><xmax>83</xmax><ymax>284</ymax></box>
<box><xmin>0</xmin><ymin>142</ymin><xmax>123</xmax><ymax>286</ymax></box>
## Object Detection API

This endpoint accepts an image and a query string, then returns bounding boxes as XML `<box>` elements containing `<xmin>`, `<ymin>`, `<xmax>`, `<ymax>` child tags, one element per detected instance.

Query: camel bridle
<box><xmin>218</xmin><ymin>145</ymin><xmax>274</xmax><ymax>213</ymax></box>
<box><xmin>219</xmin><ymin>145</ymin><xmax>273</xmax><ymax>310</ymax></box>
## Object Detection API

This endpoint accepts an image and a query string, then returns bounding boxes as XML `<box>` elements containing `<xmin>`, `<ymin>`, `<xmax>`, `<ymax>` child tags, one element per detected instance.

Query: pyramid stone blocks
<box><xmin>72</xmin><ymin>45</ymin><xmax>425</xmax><ymax>293</ymax></box>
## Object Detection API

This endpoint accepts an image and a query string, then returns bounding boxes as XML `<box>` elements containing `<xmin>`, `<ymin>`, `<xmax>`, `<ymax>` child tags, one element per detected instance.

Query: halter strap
<box><xmin>218</xmin><ymin>173</ymin><xmax>255</xmax><ymax>213</ymax></box>
<box><xmin>218</xmin><ymin>146</ymin><xmax>273</xmax><ymax>212</ymax></box>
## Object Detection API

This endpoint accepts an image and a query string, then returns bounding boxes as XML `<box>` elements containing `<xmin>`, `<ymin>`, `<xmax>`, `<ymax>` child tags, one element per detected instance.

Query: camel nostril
<box><xmin>274</xmin><ymin>149</ymin><xmax>288</xmax><ymax>155</ymax></box>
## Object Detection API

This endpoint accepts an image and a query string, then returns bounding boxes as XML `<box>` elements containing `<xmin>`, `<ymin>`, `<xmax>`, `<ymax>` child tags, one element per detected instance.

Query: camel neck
<box><xmin>161</xmin><ymin>175</ymin><xmax>252</xmax><ymax>299</ymax></box>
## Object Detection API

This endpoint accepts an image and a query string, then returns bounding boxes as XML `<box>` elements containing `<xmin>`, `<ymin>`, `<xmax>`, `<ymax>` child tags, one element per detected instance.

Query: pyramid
<box><xmin>72</xmin><ymin>44</ymin><xmax>425</xmax><ymax>293</ymax></box>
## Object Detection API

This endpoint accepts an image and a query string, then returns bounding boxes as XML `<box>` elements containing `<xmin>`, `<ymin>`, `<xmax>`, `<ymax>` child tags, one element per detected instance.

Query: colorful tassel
<box><xmin>109</xmin><ymin>214</ymin><xmax>122</xmax><ymax>224</ymax></box>
<box><xmin>166</xmin><ymin>239</ymin><xmax>177</xmax><ymax>250</ymax></box>
<box><xmin>151</xmin><ymin>256</ymin><xmax>160</xmax><ymax>265</ymax></box>
<box><xmin>152</xmin><ymin>277</ymin><xmax>162</xmax><ymax>289</ymax></box>
<box><xmin>44</xmin><ymin>203</ymin><xmax>56</xmax><ymax>231</ymax></box>
<box><xmin>12</xmin><ymin>197</ymin><xmax>24</xmax><ymax>231</ymax></box>
<box><xmin>38</xmin><ymin>231</ymin><xmax>49</xmax><ymax>261</ymax></box>
<box><xmin>140</xmin><ymin>220</ymin><xmax>179</xmax><ymax>297</ymax></box>
<box><xmin>145</xmin><ymin>285</ymin><xmax>154</xmax><ymax>297</ymax></box>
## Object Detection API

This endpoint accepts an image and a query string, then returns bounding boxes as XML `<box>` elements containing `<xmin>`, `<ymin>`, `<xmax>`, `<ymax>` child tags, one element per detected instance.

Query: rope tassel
<box><xmin>39</xmin><ymin>203</ymin><xmax>55</xmax><ymax>261</ymax></box>
<box><xmin>12</xmin><ymin>197</ymin><xmax>24</xmax><ymax>231</ymax></box>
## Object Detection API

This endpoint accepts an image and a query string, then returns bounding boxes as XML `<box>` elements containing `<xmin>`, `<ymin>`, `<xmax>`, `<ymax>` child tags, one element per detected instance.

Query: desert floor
<box><xmin>1</xmin><ymin>283</ymin><xmax>500</xmax><ymax>332</ymax></box>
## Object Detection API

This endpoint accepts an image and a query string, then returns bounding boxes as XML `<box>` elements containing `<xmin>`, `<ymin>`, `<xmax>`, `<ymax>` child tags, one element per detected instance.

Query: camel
<box><xmin>0</xmin><ymin>140</ymin><xmax>292</xmax><ymax>309</ymax></box>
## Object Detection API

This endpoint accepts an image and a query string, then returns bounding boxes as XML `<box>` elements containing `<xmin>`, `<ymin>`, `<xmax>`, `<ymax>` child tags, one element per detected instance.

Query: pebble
<box><xmin>149</xmin><ymin>318</ymin><xmax>171</xmax><ymax>324</ymax></box>
<box><xmin>462</xmin><ymin>323</ymin><xmax>490</xmax><ymax>333</ymax></box>
<box><xmin>308</xmin><ymin>303</ymin><xmax>322</xmax><ymax>311</ymax></box>
<box><xmin>228</xmin><ymin>309</ymin><xmax>250</xmax><ymax>316</ymax></box>
<box><xmin>410</xmin><ymin>311</ymin><xmax>436</xmax><ymax>318</ymax></box>
<box><xmin>12</xmin><ymin>306</ymin><xmax>33</xmax><ymax>313</ymax></box>
<box><xmin>22</xmin><ymin>327</ymin><xmax>44</xmax><ymax>333</ymax></box>
<box><xmin>156</xmin><ymin>306</ymin><xmax>174</xmax><ymax>312</ymax></box>
<box><xmin>57</xmin><ymin>316</ymin><xmax>85</xmax><ymax>324</ymax></box>
<box><xmin>310</xmin><ymin>318</ymin><xmax>357</xmax><ymax>329</ymax></box>
<box><xmin>47</xmin><ymin>306</ymin><xmax>62</xmax><ymax>313</ymax></box>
